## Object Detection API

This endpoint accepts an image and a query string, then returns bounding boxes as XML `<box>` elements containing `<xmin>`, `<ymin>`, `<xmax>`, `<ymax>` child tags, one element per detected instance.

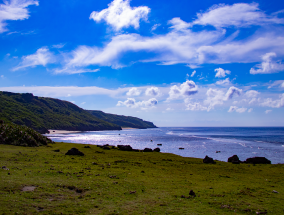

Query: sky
<box><xmin>0</xmin><ymin>0</ymin><xmax>284</xmax><ymax>127</ymax></box>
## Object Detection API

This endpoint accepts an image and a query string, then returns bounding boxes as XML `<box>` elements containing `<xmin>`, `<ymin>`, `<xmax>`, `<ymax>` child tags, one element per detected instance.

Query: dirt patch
<box><xmin>22</xmin><ymin>186</ymin><xmax>37</xmax><ymax>192</ymax></box>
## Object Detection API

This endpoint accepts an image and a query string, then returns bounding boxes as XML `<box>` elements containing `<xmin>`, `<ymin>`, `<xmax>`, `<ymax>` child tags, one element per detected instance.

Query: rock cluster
<box><xmin>65</xmin><ymin>148</ymin><xmax>84</xmax><ymax>156</ymax></box>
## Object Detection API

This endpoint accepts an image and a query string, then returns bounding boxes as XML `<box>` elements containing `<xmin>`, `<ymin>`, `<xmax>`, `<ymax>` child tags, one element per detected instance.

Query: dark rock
<box><xmin>53</xmin><ymin>149</ymin><xmax>60</xmax><ymax>152</ymax></box>
<box><xmin>216</xmin><ymin>151</ymin><xmax>221</xmax><ymax>153</ymax></box>
<box><xmin>228</xmin><ymin>155</ymin><xmax>240</xmax><ymax>163</ymax></box>
<box><xmin>117</xmin><ymin>145</ymin><xmax>133</xmax><ymax>151</ymax></box>
<box><xmin>103</xmin><ymin>146</ymin><xmax>110</xmax><ymax>150</ymax></box>
<box><xmin>84</xmin><ymin>146</ymin><xmax>91</xmax><ymax>148</ymax></box>
<box><xmin>181</xmin><ymin>195</ymin><xmax>185</xmax><ymax>198</ymax></box>
<box><xmin>157</xmin><ymin>144</ymin><xmax>162</xmax><ymax>146</ymax></box>
<box><xmin>143</xmin><ymin>148</ymin><xmax>153</xmax><ymax>152</ymax></box>
<box><xmin>179</xmin><ymin>147</ymin><xmax>184</xmax><ymax>150</ymax></box>
<box><xmin>2</xmin><ymin>166</ymin><xmax>9</xmax><ymax>170</ymax></box>
<box><xmin>153</xmin><ymin>147</ymin><xmax>160</xmax><ymax>152</ymax></box>
<box><xmin>65</xmin><ymin>148</ymin><xmax>84</xmax><ymax>156</ymax></box>
<box><xmin>245</xmin><ymin>157</ymin><xmax>271</xmax><ymax>164</ymax></box>
<box><xmin>203</xmin><ymin>155</ymin><xmax>216</xmax><ymax>164</ymax></box>
<box><xmin>189</xmin><ymin>190</ymin><xmax>196</xmax><ymax>197</ymax></box>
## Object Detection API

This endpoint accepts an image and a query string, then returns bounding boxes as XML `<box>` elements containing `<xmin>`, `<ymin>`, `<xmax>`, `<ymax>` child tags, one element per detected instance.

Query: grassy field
<box><xmin>0</xmin><ymin>142</ymin><xmax>283</xmax><ymax>214</ymax></box>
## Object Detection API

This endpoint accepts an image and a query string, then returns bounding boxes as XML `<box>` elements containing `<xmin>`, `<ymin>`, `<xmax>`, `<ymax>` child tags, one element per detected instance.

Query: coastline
<box><xmin>48</xmin><ymin>130</ymin><xmax>82</xmax><ymax>134</ymax></box>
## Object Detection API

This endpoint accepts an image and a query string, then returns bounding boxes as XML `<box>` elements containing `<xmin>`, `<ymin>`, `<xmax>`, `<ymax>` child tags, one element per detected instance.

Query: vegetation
<box><xmin>0</xmin><ymin>91</ymin><xmax>121</xmax><ymax>133</ymax></box>
<box><xmin>0</xmin><ymin>120</ymin><xmax>53</xmax><ymax>147</ymax></box>
<box><xmin>0</xmin><ymin>142</ymin><xmax>283</xmax><ymax>214</ymax></box>
<box><xmin>87</xmin><ymin>110</ymin><xmax>157</xmax><ymax>129</ymax></box>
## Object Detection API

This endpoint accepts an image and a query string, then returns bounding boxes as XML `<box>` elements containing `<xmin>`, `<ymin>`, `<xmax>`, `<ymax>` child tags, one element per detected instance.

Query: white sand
<box><xmin>48</xmin><ymin>130</ymin><xmax>82</xmax><ymax>134</ymax></box>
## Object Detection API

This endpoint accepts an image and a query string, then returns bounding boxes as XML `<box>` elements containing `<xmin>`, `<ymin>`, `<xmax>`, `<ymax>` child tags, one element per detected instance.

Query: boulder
<box><xmin>143</xmin><ymin>148</ymin><xmax>153</xmax><ymax>152</ymax></box>
<box><xmin>103</xmin><ymin>146</ymin><xmax>110</xmax><ymax>150</ymax></box>
<box><xmin>245</xmin><ymin>157</ymin><xmax>271</xmax><ymax>164</ymax></box>
<box><xmin>153</xmin><ymin>147</ymin><xmax>160</xmax><ymax>152</ymax></box>
<box><xmin>117</xmin><ymin>145</ymin><xmax>133</xmax><ymax>151</ymax></box>
<box><xmin>189</xmin><ymin>190</ymin><xmax>196</xmax><ymax>197</ymax></box>
<box><xmin>228</xmin><ymin>155</ymin><xmax>241</xmax><ymax>164</ymax></box>
<box><xmin>203</xmin><ymin>155</ymin><xmax>216</xmax><ymax>164</ymax></box>
<box><xmin>65</xmin><ymin>148</ymin><xmax>84</xmax><ymax>156</ymax></box>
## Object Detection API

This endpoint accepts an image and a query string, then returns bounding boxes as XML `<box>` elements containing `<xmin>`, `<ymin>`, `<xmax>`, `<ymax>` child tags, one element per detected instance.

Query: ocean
<box><xmin>46</xmin><ymin>127</ymin><xmax>284</xmax><ymax>164</ymax></box>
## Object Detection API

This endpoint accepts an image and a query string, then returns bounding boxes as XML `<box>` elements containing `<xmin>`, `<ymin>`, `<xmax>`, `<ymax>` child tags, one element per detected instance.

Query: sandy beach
<box><xmin>48</xmin><ymin>130</ymin><xmax>82</xmax><ymax>134</ymax></box>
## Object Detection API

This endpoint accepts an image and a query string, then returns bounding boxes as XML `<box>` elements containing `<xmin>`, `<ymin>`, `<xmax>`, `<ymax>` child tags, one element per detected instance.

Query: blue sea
<box><xmin>46</xmin><ymin>127</ymin><xmax>284</xmax><ymax>164</ymax></box>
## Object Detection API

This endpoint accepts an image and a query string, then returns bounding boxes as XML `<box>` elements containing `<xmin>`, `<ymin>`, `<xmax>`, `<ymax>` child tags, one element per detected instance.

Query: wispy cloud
<box><xmin>0</xmin><ymin>0</ymin><xmax>38</xmax><ymax>33</ymax></box>
<box><xmin>12</xmin><ymin>47</ymin><xmax>55</xmax><ymax>71</ymax></box>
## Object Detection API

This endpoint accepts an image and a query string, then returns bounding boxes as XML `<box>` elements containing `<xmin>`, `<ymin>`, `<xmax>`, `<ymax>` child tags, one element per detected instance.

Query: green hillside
<box><xmin>0</xmin><ymin>91</ymin><xmax>121</xmax><ymax>133</ymax></box>
<box><xmin>87</xmin><ymin>110</ymin><xmax>157</xmax><ymax>129</ymax></box>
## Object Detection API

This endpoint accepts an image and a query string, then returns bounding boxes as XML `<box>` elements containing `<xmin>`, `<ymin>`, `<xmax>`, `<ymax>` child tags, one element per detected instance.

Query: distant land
<box><xmin>0</xmin><ymin>91</ymin><xmax>157</xmax><ymax>133</ymax></box>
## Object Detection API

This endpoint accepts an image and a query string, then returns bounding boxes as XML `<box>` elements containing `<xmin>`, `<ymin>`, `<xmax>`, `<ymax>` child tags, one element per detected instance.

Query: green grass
<box><xmin>0</xmin><ymin>142</ymin><xmax>283</xmax><ymax>214</ymax></box>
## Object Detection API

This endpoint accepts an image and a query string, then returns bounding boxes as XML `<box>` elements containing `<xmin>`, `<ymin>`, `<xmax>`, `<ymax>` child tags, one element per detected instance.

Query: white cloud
<box><xmin>261</xmin><ymin>94</ymin><xmax>284</xmax><ymax>108</ymax></box>
<box><xmin>166</xmin><ymin>107</ymin><xmax>173</xmax><ymax>111</ymax></box>
<box><xmin>214</xmin><ymin>68</ymin><xmax>231</xmax><ymax>78</ymax></box>
<box><xmin>145</xmin><ymin>87</ymin><xmax>160</xmax><ymax>96</ymax></box>
<box><xmin>224</xmin><ymin>86</ymin><xmax>242</xmax><ymax>100</ymax></box>
<box><xmin>1</xmin><ymin>75</ymin><xmax>4</xmax><ymax>78</ymax></box>
<box><xmin>192</xmin><ymin>3</ymin><xmax>284</xmax><ymax>28</ymax></box>
<box><xmin>267</xmin><ymin>80</ymin><xmax>284</xmax><ymax>89</ymax></box>
<box><xmin>89</xmin><ymin>0</ymin><xmax>150</xmax><ymax>31</ymax></box>
<box><xmin>265</xmin><ymin>110</ymin><xmax>272</xmax><ymax>114</ymax></box>
<box><xmin>248</xmin><ymin>108</ymin><xmax>253</xmax><ymax>113</ymax></box>
<box><xmin>12</xmin><ymin>48</ymin><xmax>55</xmax><ymax>71</ymax></box>
<box><xmin>250</xmin><ymin>52</ymin><xmax>284</xmax><ymax>74</ymax></box>
<box><xmin>54</xmin><ymin>68</ymin><xmax>100</xmax><ymax>74</ymax></box>
<box><xmin>215</xmin><ymin>78</ymin><xmax>231</xmax><ymax>85</ymax></box>
<box><xmin>126</xmin><ymin>87</ymin><xmax>141</xmax><ymax>96</ymax></box>
<box><xmin>52</xmin><ymin>43</ymin><xmax>65</xmax><ymax>49</ymax></box>
<box><xmin>190</xmin><ymin>70</ymin><xmax>196</xmax><ymax>77</ymax></box>
<box><xmin>245</xmin><ymin>90</ymin><xmax>259</xmax><ymax>98</ymax></box>
<box><xmin>0</xmin><ymin>0</ymin><xmax>38</xmax><ymax>33</ymax></box>
<box><xmin>185</xmin><ymin>99</ymin><xmax>207</xmax><ymax>111</ymax></box>
<box><xmin>228</xmin><ymin>106</ymin><xmax>247</xmax><ymax>113</ymax></box>
<box><xmin>168</xmin><ymin>17</ymin><xmax>191</xmax><ymax>31</ymax></box>
<box><xmin>151</xmin><ymin>23</ymin><xmax>160</xmax><ymax>31</ymax></box>
<box><xmin>117</xmin><ymin>97</ymin><xmax>158</xmax><ymax>109</ymax></box>
<box><xmin>204</xmin><ymin>88</ymin><xmax>225</xmax><ymax>111</ymax></box>
<box><xmin>81</xmin><ymin>102</ymin><xmax>86</xmax><ymax>105</ymax></box>
<box><xmin>167</xmin><ymin>80</ymin><xmax>198</xmax><ymax>100</ymax></box>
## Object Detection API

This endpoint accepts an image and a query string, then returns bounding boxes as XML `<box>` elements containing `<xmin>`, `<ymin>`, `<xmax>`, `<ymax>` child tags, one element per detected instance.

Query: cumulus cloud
<box><xmin>228</xmin><ymin>106</ymin><xmax>247</xmax><ymax>113</ymax></box>
<box><xmin>0</xmin><ymin>0</ymin><xmax>38</xmax><ymax>33</ymax></box>
<box><xmin>151</xmin><ymin>23</ymin><xmax>160</xmax><ymax>31</ymax></box>
<box><xmin>192</xmin><ymin>3</ymin><xmax>284</xmax><ymax>28</ymax></box>
<box><xmin>261</xmin><ymin>94</ymin><xmax>284</xmax><ymax>108</ymax></box>
<box><xmin>167</xmin><ymin>80</ymin><xmax>198</xmax><ymax>100</ymax></box>
<box><xmin>89</xmin><ymin>0</ymin><xmax>150</xmax><ymax>31</ymax></box>
<box><xmin>214</xmin><ymin>68</ymin><xmax>231</xmax><ymax>78</ymax></box>
<box><xmin>267</xmin><ymin>80</ymin><xmax>284</xmax><ymax>89</ymax></box>
<box><xmin>250</xmin><ymin>52</ymin><xmax>284</xmax><ymax>74</ymax></box>
<box><xmin>245</xmin><ymin>90</ymin><xmax>259</xmax><ymax>98</ymax></box>
<box><xmin>282</xmin><ymin>82</ymin><xmax>284</xmax><ymax>88</ymax></box>
<box><xmin>117</xmin><ymin>97</ymin><xmax>158</xmax><ymax>109</ymax></box>
<box><xmin>126</xmin><ymin>87</ymin><xmax>141</xmax><ymax>96</ymax></box>
<box><xmin>145</xmin><ymin>87</ymin><xmax>160</xmax><ymax>96</ymax></box>
<box><xmin>204</xmin><ymin>86</ymin><xmax>243</xmax><ymax>111</ymax></box>
<box><xmin>185</xmin><ymin>99</ymin><xmax>207</xmax><ymax>111</ymax></box>
<box><xmin>215</xmin><ymin>78</ymin><xmax>231</xmax><ymax>85</ymax></box>
<box><xmin>168</xmin><ymin>17</ymin><xmax>191</xmax><ymax>31</ymax></box>
<box><xmin>248</xmin><ymin>108</ymin><xmax>253</xmax><ymax>113</ymax></box>
<box><xmin>204</xmin><ymin>88</ymin><xmax>224</xmax><ymax>111</ymax></box>
<box><xmin>12</xmin><ymin>48</ymin><xmax>55</xmax><ymax>71</ymax></box>
<box><xmin>265</xmin><ymin>110</ymin><xmax>272</xmax><ymax>114</ymax></box>
<box><xmin>224</xmin><ymin>86</ymin><xmax>242</xmax><ymax>100</ymax></box>
<box><xmin>190</xmin><ymin>70</ymin><xmax>196</xmax><ymax>77</ymax></box>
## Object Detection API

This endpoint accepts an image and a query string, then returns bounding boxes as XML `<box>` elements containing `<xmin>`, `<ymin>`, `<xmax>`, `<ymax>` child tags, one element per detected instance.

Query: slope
<box><xmin>0</xmin><ymin>91</ymin><xmax>121</xmax><ymax>133</ymax></box>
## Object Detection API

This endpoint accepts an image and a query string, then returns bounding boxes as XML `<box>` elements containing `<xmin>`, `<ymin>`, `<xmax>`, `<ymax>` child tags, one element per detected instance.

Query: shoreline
<box><xmin>48</xmin><ymin>130</ymin><xmax>82</xmax><ymax>134</ymax></box>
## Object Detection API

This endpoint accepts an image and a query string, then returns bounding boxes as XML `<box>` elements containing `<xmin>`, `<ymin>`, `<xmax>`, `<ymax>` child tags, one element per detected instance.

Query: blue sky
<box><xmin>0</xmin><ymin>0</ymin><xmax>284</xmax><ymax>126</ymax></box>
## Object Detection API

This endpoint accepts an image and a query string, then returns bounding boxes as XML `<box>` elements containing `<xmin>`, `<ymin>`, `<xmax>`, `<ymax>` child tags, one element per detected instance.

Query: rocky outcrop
<box><xmin>117</xmin><ymin>145</ymin><xmax>133</xmax><ymax>151</ymax></box>
<box><xmin>245</xmin><ymin>157</ymin><xmax>271</xmax><ymax>164</ymax></box>
<box><xmin>203</xmin><ymin>155</ymin><xmax>216</xmax><ymax>164</ymax></box>
<box><xmin>65</xmin><ymin>148</ymin><xmax>84</xmax><ymax>156</ymax></box>
<box><xmin>153</xmin><ymin>148</ymin><xmax>160</xmax><ymax>152</ymax></box>
<box><xmin>228</xmin><ymin>155</ymin><xmax>241</xmax><ymax>164</ymax></box>
<box><xmin>143</xmin><ymin>148</ymin><xmax>153</xmax><ymax>152</ymax></box>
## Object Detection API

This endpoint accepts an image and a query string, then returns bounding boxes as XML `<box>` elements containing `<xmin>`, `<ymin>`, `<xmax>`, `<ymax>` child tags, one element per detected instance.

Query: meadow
<box><xmin>0</xmin><ymin>142</ymin><xmax>283</xmax><ymax>214</ymax></box>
